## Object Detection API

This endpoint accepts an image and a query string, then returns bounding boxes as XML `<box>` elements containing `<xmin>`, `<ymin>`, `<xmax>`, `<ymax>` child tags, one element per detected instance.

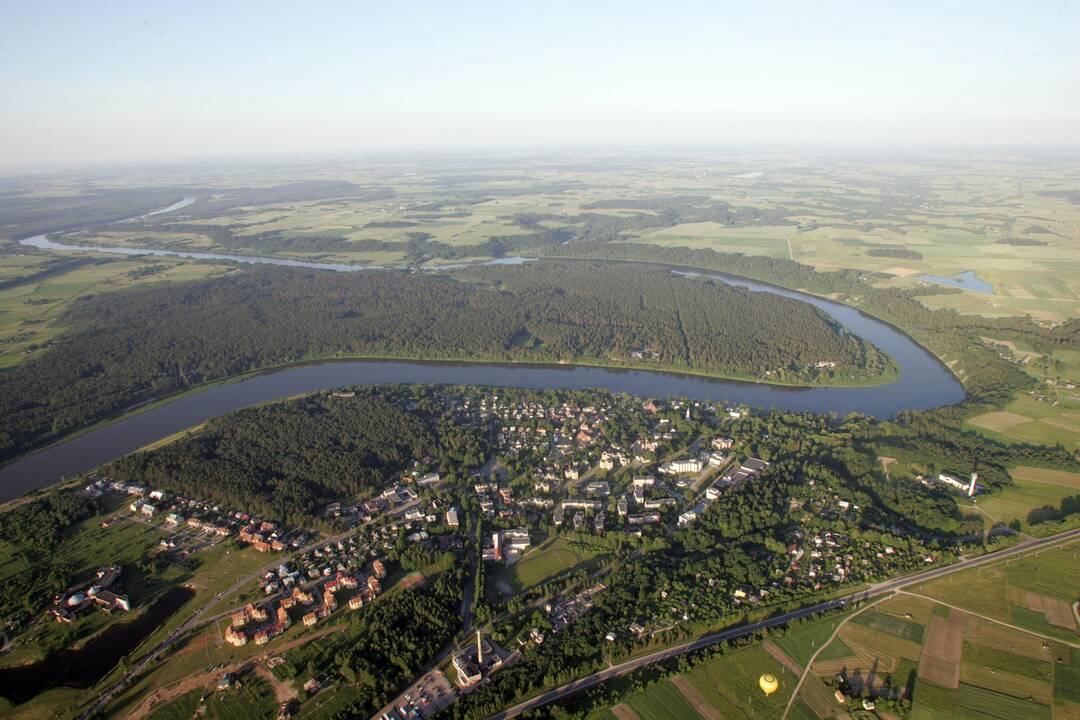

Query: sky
<box><xmin>1</xmin><ymin>0</ymin><xmax>1078</xmax><ymax>168</ymax></box>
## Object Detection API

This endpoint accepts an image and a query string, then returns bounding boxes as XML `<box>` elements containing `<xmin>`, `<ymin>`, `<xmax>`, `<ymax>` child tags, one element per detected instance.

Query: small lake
<box><xmin>0</xmin><ymin>585</ymin><xmax>195</xmax><ymax>703</ymax></box>
<box><xmin>917</xmin><ymin>270</ymin><xmax>995</xmax><ymax>294</ymax></box>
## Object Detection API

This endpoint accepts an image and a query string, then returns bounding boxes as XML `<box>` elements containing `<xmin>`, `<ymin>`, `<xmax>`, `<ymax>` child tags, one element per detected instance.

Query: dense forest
<box><xmin>106</xmin><ymin>392</ymin><xmax>438</xmax><ymax>522</ymax></box>
<box><xmin>0</xmin><ymin>492</ymin><xmax>97</xmax><ymax>620</ymax></box>
<box><xmin>542</xmin><ymin>243</ymin><xmax>1080</xmax><ymax>406</ymax></box>
<box><xmin>0</xmin><ymin>261</ymin><xmax>893</xmax><ymax>464</ymax></box>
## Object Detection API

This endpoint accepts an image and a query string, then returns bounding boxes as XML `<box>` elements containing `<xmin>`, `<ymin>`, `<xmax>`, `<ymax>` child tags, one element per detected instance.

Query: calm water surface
<box><xmin>917</xmin><ymin>270</ymin><xmax>995</xmax><ymax>294</ymax></box>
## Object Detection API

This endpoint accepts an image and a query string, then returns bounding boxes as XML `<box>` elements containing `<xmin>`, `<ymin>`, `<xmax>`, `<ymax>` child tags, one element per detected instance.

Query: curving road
<box><xmin>487</xmin><ymin>528</ymin><xmax>1080</xmax><ymax>720</ymax></box>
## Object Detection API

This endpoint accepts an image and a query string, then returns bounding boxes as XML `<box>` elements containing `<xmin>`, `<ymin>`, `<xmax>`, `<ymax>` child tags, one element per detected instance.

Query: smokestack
<box><xmin>968</xmin><ymin>472</ymin><xmax>978</xmax><ymax>497</ymax></box>
<box><xmin>477</xmin><ymin>629</ymin><xmax>483</xmax><ymax>665</ymax></box>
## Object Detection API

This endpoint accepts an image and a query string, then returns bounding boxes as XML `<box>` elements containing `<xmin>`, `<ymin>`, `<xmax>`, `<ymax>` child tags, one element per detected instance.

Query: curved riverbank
<box><xmin>0</xmin><ymin>349</ymin><xmax>963</xmax><ymax>503</ymax></box>
<box><xmin>2</xmin><ymin>199</ymin><xmax>965</xmax><ymax>503</ymax></box>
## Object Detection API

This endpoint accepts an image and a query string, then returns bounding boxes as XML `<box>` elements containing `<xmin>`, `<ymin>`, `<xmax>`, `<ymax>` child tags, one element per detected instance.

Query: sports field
<box><xmin>492</xmin><ymin>536</ymin><xmax>601</xmax><ymax>595</ymax></box>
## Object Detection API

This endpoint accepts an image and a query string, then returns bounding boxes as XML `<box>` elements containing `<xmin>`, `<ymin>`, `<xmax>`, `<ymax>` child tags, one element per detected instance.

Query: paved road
<box><xmin>487</xmin><ymin>528</ymin><xmax>1080</xmax><ymax>720</ymax></box>
<box><xmin>81</xmin><ymin>526</ymin><xmax>359</xmax><ymax>719</ymax></box>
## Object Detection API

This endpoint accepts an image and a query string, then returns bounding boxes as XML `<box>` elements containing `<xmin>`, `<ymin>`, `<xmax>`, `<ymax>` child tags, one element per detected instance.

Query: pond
<box><xmin>917</xmin><ymin>270</ymin><xmax>995</xmax><ymax>294</ymax></box>
<box><xmin>0</xmin><ymin>585</ymin><xmax>196</xmax><ymax>703</ymax></box>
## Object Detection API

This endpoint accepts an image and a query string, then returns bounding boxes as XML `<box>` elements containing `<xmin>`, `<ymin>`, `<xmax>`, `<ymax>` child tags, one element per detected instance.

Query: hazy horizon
<box><xmin>3</xmin><ymin>0</ymin><xmax>1079</xmax><ymax>169</ymax></box>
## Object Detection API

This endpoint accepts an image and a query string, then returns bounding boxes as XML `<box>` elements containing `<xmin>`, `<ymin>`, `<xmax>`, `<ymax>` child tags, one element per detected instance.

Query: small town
<box><xmin>2</xmin><ymin>383</ymin><xmax>1068</xmax><ymax>720</ymax></box>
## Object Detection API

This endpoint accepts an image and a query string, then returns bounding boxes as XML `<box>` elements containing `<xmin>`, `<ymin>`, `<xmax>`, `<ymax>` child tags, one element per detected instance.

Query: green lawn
<box><xmin>493</xmin><ymin>536</ymin><xmax>600</xmax><ymax>594</ymax></box>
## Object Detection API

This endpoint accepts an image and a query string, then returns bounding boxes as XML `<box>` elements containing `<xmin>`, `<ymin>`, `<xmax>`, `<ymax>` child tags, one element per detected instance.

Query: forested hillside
<box><xmin>0</xmin><ymin>261</ymin><xmax>893</xmax><ymax>464</ymax></box>
<box><xmin>106</xmin><ymin>392</ymin><xmax>439</xmax><ymax>522</ymax></box>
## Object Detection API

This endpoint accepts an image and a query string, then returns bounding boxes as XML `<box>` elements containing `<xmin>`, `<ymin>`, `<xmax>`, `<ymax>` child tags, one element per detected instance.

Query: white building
<box><xmin>667</xmin><ymin>458</ymin><xmax>704</xmax><ymax>474</ymax></box>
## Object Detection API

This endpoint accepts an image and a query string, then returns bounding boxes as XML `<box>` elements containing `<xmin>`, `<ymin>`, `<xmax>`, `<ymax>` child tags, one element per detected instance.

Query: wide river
<box><xmin>3</xmin><ymin>202</ymin><xmax>966</xmax><ymax>502</ymax></box>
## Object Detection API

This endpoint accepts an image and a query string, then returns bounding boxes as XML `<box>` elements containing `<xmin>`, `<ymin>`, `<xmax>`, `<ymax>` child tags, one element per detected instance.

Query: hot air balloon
<box><xmin>759</xmin><ymin>673</ymin><xmax>779</xmax><ymax>696</ymax></box>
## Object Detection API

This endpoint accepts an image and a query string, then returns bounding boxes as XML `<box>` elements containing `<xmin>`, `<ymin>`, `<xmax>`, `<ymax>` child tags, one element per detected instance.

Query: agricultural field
<box><xmin>10</xmin><ymin>153</ymin><xmax>1078</xmax><ymax>324</ymax></box>
<box><xmin>681</xmin><ymin>644</ymin><xmax>799</xmax><ymax>720</ymax></box>
<box><xmin>491</xmin><ymin>536</ymin><xmax>603</xmax><ymax>595</ymax></box>
<box><xmin>612</xmin><ymin>679</ymin><xmax>707</xmax><ymax>720</ymax></box>
<box><xmin>797</xmin><ymin>590</ymin><xmax>1074</xmax><ymax>720</ymax></box>
<box><xmin>0</xmin><ymin>253</ymin><xmax>230</xmax><ymax>367</ymax></box>
<box><xmin>963</xmin><ymin>466</ymin><xmax>1080</xmax><ymax>533</ymax></box>
<box><xmin>965</xmin><ymin>342</ymin><xmax>1080</xmax><ymax>451</ymax></box>
<box><xmin>772</xmin><ymin>605</ymin><xmax>861</xmax><ymax>667</ymax></box>
<box><xmin>780</xmin><ymin>542</ymin><xmax>1080</xmax><ymax>719</ymax></box>
<box><xmin>908</xmin><ymin>542</ymin><xmax>1080</xmax><ymax>641</ymax></box>
<box><xmin>634</xmin><ymin>223</ymin><xmax>792</xmax><ymax>259</ymax></box>
<box><xmin>594</xmin><ymin>642</ymin><xmax>800</xmax><ymax>720</ymax></box>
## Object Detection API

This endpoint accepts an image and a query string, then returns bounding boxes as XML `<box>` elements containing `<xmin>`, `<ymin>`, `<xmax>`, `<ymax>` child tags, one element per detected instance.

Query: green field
<box><xmin>966</xmin><ymin>466</ymin><xmax>1080</xmax><ymax>532</ymax></box>
<box><xmin>815</xmin><ymin>636</ymin><xmax>856</xmax><ymax>662</ymax></box>
<box><xmin>964</xmin><ymin>343</ymin><xmax>1080</xmax><ymax>451</ymax></box>
<box><xmin>910</xmin><ymin>680</ymin><xmax>1051</xmax><ymax>720</ymax></box>
<box><xmin>492</xmin><ymin>536</ymin><xmax>601</xmax><ymax>594</ymax></box>
<box><xmin>850</xmin><ymin>608</ymin><xmax>926</xmax><ymax>643</ymax></box>
<box><xmin>635</xmin><ymin>223</ymin><xmax>792</xmax><ymax>258</ymax></box>
<box><xmin>0</xmin><ymin>254</ymin><xmax>228</xmax><ymax>367</ymax></box>
<box><xmin>1055</xmin><ymin>648</ymin><xmax>1080</xmax><ymax>704</ymax></box>
<box><xmin>773</xmin><ymin>606</ymin><xmax>857</xmax><ymax>666</ymax></box>
<box><xmin>909</xmin><ymin>543</ymin><xmax>1080</xmax><ymax>642</ymax></box>
<box><xmin>963</xmin><ymin>642</ymin><xmax>1052</xmax><ymax>683</ymax></box>
<box><xmin>621</xmin><ymin>679</ymin><xmax>705</xmax><ymax>720</ymax></box>
<box><xmin>683</xmin><ymin>644</ymin><xmax>796</xmax><ymax>720</ymax></box>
